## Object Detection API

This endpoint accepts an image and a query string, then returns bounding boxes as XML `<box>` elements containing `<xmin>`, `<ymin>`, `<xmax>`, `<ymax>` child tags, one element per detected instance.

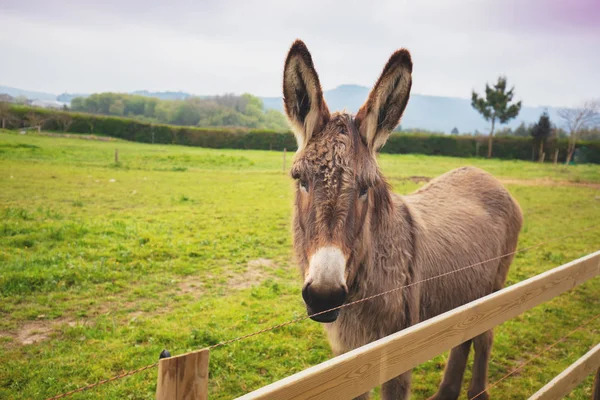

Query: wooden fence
<box><xmin>156</xmin><ymin>251</ymin><xmax>600</xmax><ymax>400</ymax></box>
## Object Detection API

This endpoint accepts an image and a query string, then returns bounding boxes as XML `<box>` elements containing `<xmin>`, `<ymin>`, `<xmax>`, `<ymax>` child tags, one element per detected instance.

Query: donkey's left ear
<box><xmin>355</xmin><ymin>49</ymin><xmax>412</xmax><ymax>152</ymax></box>
<box><xmin>283</xmin><ymin>40</ymin><xmax>330</xmax><ymax>151</ymax></box>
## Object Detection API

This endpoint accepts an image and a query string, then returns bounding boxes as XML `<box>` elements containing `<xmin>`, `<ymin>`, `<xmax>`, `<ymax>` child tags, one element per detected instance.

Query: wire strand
<box><xmin>208</xmin><ymin>223</ymin><xmax>600</xmax><ymax>350</ymax></box>
<box><xmin>45</xmin><ymin>362</ymin><xmax>159</xmax><ymax>400</ymax></box>
<box><xmin>469</xmin><ymin>312</ymin><xmax>600</xmax><ymax>400</ymax></box>
<box><xmin>45</xmin><ymin>223</ymin><xmax>599</xmax><ymax>400</ymax></box>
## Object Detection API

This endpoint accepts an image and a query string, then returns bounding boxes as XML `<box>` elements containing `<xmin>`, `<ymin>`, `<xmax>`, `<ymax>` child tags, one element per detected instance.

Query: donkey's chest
<box><xmin>325</xmin><ymin>299</ymin><xmax>406</xmax><ymax>353</ymax></box>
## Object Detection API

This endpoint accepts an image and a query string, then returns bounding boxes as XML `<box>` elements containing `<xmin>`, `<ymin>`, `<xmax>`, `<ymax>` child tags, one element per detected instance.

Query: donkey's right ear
<box><xmin>283</xmin><ymin>40</ymin><xmax>330</xmax><ymax>151</ymax></box>
<box><xmin>355</xmin><ymin>49</ymin><xmax>412</xmax><ymax>152</ymax></box>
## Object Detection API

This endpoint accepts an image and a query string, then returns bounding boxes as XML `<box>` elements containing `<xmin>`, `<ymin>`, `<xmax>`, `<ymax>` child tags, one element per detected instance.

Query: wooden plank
<box><xmin>156</xmin><ymin>354</ymin><xmax>177</xmax><ymax>400</ymax></box>
<box><xmin>529</xmin><ymin>343</ymin><xmax>600</xmax><ymax>400</ymax></box>
<box><xmin>156</xmin><ymin>348</ymin><xmax>210</xmax><ymax>400</ymax></box>
<box><xmin>238</xmin><ymin>251</ymin><xmax>600</xmax><ymax>400</ymax></box>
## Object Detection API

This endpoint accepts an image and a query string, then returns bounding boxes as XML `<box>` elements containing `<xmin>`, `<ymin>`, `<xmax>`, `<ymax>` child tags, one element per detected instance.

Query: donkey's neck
<box><xmin>349</xmin><ymin>183</ymin><xmax>416</xmax><ymax>300</ymax></box>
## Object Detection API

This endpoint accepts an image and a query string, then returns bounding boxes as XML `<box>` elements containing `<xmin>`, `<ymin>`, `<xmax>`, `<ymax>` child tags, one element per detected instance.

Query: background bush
<box><xmin>5</xmin><ymin>105</ymin><xmax>600</xmax><ymax>163</ymax></box>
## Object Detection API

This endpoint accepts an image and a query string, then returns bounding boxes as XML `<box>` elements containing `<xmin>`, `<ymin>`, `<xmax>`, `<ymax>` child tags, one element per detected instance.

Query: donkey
<box><xmin>282</xmin><ymin>40</ymin><xmax>523</xmax><ymax>400</ymax></box>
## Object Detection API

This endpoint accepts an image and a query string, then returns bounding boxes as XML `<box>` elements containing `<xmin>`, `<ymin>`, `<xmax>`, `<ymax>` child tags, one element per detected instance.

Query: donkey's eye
<box><xmin>359</xmin><ymin>186</ymin><xmax>368</xmax><ymax>199</ymax></box>
<box><xmin>299</xmin><ymin>179</ymin><xmax>309</xmax><ymax>193</ymax></box>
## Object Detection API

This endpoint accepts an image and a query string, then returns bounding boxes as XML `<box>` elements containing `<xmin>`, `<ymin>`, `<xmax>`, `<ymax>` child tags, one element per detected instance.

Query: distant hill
<box><xmin>57</xmin><ymin>90</ymin><xmax>193</xmax><ymax>102</ymax></box>
<box><xmin>56</xmin><ymin>93</ymin><xmax>90</xmax><ymax>103</ymax></box>
<box><xmin>130</xmin><ymin>91</ymin><xmax>193</xmax><ymax>101</ymax></box>
<box><xmin>2</xmin><ymin>83</ymin><xmax>562</xmax><ymax>133</ymax></box>
<box><xmin>261</xmin><ymin>84</ymin><xmax>561</xmax><ymax>134</ymax></box>
<box><xmin>0</xmin><ymin>85</ymin><xmax>57</xmax><ymax>101</ymax></box>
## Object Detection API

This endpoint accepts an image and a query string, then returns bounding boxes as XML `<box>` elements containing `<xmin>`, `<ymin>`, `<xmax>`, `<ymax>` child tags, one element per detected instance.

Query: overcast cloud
<box><xmin>0</xmin><ymin>0</ymin><xmax>598</xmax><ymax>108</ymax></box>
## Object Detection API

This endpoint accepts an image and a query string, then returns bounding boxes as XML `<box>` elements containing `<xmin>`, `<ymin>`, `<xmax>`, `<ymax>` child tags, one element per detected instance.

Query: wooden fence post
<box><xmin>115</xmin><ymin>148</ymin><xmax>119</xmax><ymax>164</ymax></box>
<box><xmin>156</xmin><ymin>348</ymin><xmax>210</xmax><ymax>400</ymax></box>
<box><xmin>283</xmin><ymin>148</ymin><xmax>287</xmax><ymax>172</ymax></box>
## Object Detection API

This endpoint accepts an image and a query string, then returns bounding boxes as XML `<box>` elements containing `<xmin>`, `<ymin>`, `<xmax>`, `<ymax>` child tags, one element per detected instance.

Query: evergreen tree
<box><xmin>513</xmin><ymin>122</ymin><xmax>529</xmax><ymax>137</ymax></box>
<box><xmin>531</xmin><ymin>111</ymin><xmax>551</xmax><ymax>161</ymax></box>
<box><xmin>471</xmin><ymin>77</ymin><xmax>522</xmax><ymax>157</ymax></box>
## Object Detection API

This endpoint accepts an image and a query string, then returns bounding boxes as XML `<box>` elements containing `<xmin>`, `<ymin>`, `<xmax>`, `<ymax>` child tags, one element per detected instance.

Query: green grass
<box><xmin>0</xmin><ymin>130</ymin><xmax>599</xmax><ymax>400</ymax></box>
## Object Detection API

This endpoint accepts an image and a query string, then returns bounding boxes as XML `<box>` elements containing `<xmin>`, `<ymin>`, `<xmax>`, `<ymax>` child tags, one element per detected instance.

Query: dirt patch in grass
<box><xmin>399</xmin><ymin>175</ymin><xmax>600</xmax><ymax>189</ymax></box>
<box><xmin>1</xmin><ymin>318</ymin><xmax>80</xmax><ymax>346</ymax></box>
<box><xmin>398</xmin><ymin>176</ymin><xmax>431</xmax><ymax>184</ymax></box>
<box><xmin>18</xmin><ymin>321</ymin><xmax>53</xmax><ymax>345</ymax></box>
<box><xmin>39</xmin><ymin>132</ymin><xmax>117</xmax><ymax>142</ymax></box>
<box><xmin>228</xmin><ymin>258</ymin><xmax>274</xmax><ymax>289</ymax></box>
<box><xmin>499</xmin><ymin>178</ymin><xmax>600</xmax><ymax>189</ymax></box>
<box><xmin>247</xmin><ymin>258</ymin><xmax>275</xmax><ymax>269</ymax></box>
<box><xmin>178</xmin><ymin>277</ymin><xmax>206</xmax><ymax>299</ymax></box>
<box><xmin>94</xmin><ymin>300</ymin><xmax>138</xmax><ymax>316</ymax></box>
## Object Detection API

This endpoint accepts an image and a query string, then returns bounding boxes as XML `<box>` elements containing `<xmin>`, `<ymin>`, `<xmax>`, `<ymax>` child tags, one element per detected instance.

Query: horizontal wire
<box><xmin>469</xmin><ymin>312</ymin><xmax>600</xmax><ymax>400</ymax></box>
<box><xmin>45</xmin><ymin>223</ymin><xmax>599</xmax><ymax>400</ymax></box>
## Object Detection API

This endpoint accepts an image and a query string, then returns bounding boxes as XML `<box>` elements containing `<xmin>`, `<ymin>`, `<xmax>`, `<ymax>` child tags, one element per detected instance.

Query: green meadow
<box><xmin>0</xmin><ymin>130</ymin><xmax>599</xmax><ymax>399</ymax></box>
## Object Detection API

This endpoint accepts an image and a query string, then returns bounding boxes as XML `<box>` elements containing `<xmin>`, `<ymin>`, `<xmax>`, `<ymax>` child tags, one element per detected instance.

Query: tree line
<box><xmin>470</xmin><ymin>76</ymin><xmax>599</xmax><ymax>163</ymax></box>
<box><xmin>70</xmin><ymin>92</ymin><xmax>290</xmax><ymax>131</ymax></box>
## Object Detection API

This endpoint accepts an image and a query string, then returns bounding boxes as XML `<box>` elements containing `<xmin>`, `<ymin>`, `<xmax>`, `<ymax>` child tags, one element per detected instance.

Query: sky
<box><xmin>0</xmin><ymin>0</ymin><xmax>598</xmax><ymax>108</ymax></box>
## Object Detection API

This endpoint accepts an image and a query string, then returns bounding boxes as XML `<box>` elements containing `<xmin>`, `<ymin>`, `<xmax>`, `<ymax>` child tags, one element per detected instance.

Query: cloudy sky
<box><xmin>1</xmin><ymin>0</ymin><xmax>598</xmax><ymax>108</ymax></box>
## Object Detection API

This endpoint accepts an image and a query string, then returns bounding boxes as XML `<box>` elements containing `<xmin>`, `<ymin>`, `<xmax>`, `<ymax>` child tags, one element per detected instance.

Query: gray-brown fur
<box><xmin>283</xmin><ymin>40</ymin><xmax>523</xmax><ymax>400</ymax></box>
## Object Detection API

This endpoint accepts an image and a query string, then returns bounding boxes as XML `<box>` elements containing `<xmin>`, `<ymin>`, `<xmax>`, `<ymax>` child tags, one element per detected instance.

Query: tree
<box><xmin>557</xmin><ymin>100</ymin><xmax>600</xmax><ymax>164</ymax></box>
<box><xmin>530</xmin><ymin>111</ymin><xmax>551</xmax><ymax>162</ymax></box>
<box><xmin>471</xmin><ymin>77</ymin><xmax>522</xmax><ymax>158</ymax></box>
<box><xmin>579</xmin><ymin>127</ymin><xmax>600</xmax><ymax>141</ymax></box>
<box><xmin>495</xmin><ymin>127</ymin><xmax>513</xmax><ymax>137</ymax></box>
<box><xmin>513</xmin><ymin>122</ymin><xmax>530</xmax><ymax>137</ymax></box>
<box><xmin>14</xmin><ymin>95</ymin><xmax>28</xmax><ymax>105</ymax></box>
<box><xmin>71</xmin><ymin>97</ymin><xmax>86</xmax><ymax>110</ymax></box>
<box><xmin>26</xmin><ymin>112</ymin><xmax>46</xmax><ymax>132</ymax></box>
<box><xmin>108</xmin><ymin>99</ymin><xmax>125</xmax><ymax>116</ymax></box>
<box><xmin>70</xmin><ymin>91</ymin><xmax>291</xmax><ymax>131</ymax></box>
<box><xmin>0</xmin><ymin>102</ymin><xmax>11</xmax><ymax>129</ymax></box>
<box><xmin>451</xmin><ymin>127</ymin><xmax>459</xmax><ymax>135</ymax></box>
<box><xmin>54</xmin><ymin>113</ymin><xmax>73</xmax><ymax>132</ymax></box>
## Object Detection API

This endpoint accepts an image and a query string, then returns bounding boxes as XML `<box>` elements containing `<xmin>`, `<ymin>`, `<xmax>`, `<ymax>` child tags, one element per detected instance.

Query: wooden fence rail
<box><xmin>152</xmin><ymin>251</ymin><xmax>599</xmax><ymax>399</ymax></box>
<box><xmin>235</xmin><ymin>251</ymin><xmax>600</xmax><ymax>400</ymax></box>
<box><xmin>529</xmin><ymin>343</ymin><xmax>600</xmax><ymax>400</ymax></box>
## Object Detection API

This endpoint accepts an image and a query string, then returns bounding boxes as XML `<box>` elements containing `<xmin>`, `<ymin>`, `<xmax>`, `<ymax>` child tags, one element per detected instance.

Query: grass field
<box><xmin>1</xmin><ymin>130</ymin><xmax>599</xmax><ymax>400</ymax></box>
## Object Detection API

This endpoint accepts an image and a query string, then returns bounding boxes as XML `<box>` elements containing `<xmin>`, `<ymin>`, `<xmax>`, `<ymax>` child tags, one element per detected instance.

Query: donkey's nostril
<box><xmin>302</xmin><ymin>282</ymin><xmax>347</xmax><ymax>323</ymax></box>
<box><xmin>302</xmin><ymin>281</ymin><xmax>312</xmax><ymax>304</ymax></box>
<box><xmin>302</xmin><ymin>282</ymin><xmax>347</xmax><ymax>309</ymax></box>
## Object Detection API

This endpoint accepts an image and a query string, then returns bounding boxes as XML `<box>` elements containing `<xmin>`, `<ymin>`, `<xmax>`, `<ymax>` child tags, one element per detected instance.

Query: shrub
<box><xmin>5</xmin><ymin>105</ymin><xmax>600</xmax><ymax>163</ymax></box>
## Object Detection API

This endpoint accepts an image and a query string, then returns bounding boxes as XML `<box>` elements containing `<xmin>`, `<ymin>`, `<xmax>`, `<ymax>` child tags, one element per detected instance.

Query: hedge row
<box><xmin>4</xmin><ymin>105</ymin><xmax>600</xmax><ymax>163</ymax></box>
<box><xmin>382</xmin><ymin>134</ymin><xmax>600</xmax><ymax>164</ymax></box>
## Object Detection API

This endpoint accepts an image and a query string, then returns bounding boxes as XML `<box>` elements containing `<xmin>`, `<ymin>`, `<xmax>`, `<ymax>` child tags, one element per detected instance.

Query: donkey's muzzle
<box><xmin>302</xmin><ymin>282</ymin><xmax>347</xmax><ymax>323</ymax></box>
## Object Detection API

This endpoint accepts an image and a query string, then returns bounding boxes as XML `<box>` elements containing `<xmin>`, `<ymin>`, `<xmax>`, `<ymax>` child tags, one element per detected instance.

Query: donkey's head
<box><xmin>284</xmin><ymin>40</ymin><xmax>412</xmax><ymax>322</ymax></box>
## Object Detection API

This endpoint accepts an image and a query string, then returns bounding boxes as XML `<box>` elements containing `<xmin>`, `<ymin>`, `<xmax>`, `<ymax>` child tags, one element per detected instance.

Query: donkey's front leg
<box><xmin>382</xmin><ymin>370</ymin><xmax>412</xmax><ymax>400</ymax></box>
<box><xmin>381</xmin><ymin>284</ymin><xmax>419</xmax><ymax>399</ymax></box>
<box><xmin>352</xmin><ymin>392</ymin><xmax>371</xmax><ymax>400</ymax></box>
